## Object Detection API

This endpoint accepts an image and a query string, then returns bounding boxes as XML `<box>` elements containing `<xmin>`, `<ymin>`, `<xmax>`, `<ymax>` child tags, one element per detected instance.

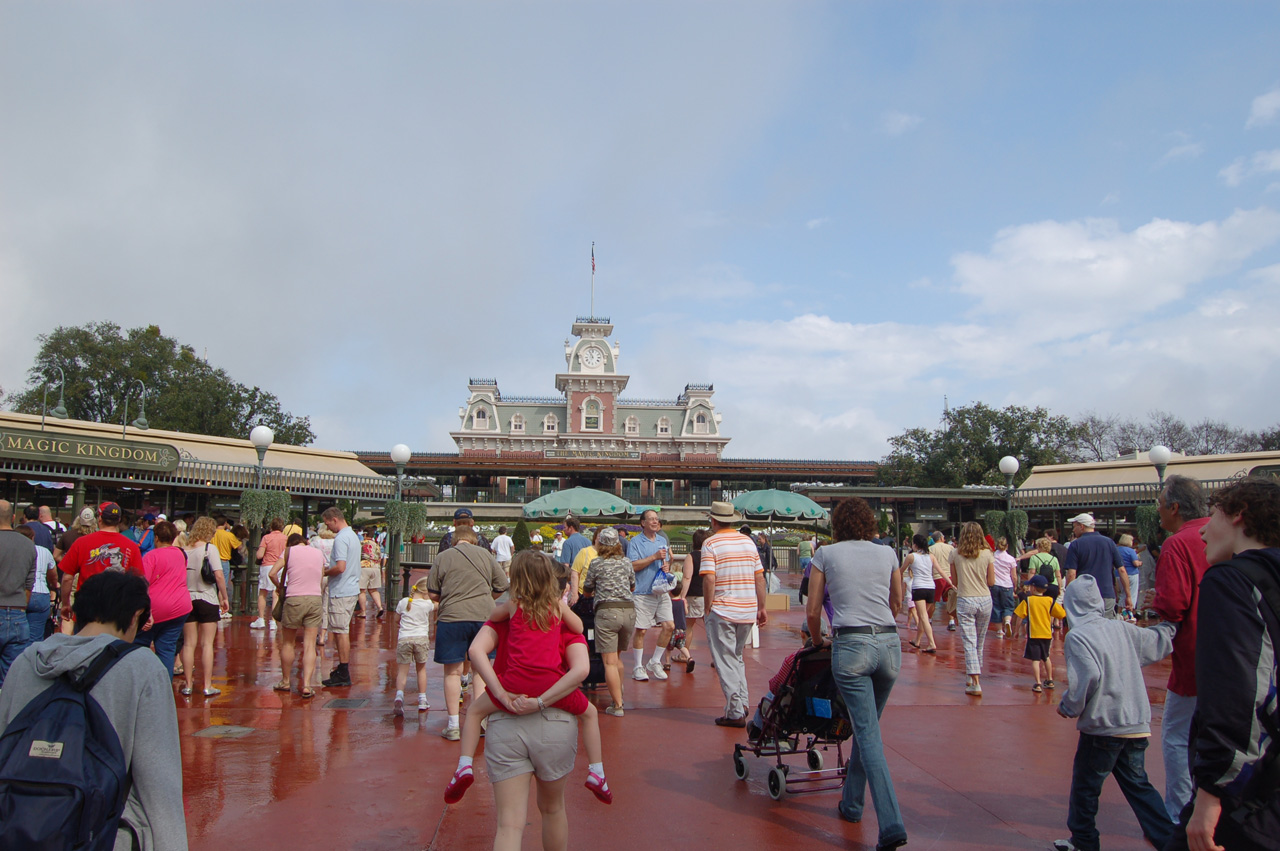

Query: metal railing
<box><xmin>442</xmin><ymin>485</ymin><xmax>727</xmax><ymax>507</ymax></box>
<box><xmin>1013</xmin><ymin>477</ymin><xmax>1237</xmax><ymax>510</ymax></box>
<box><xmin>0</xmin><ymin>455</ymin><xmax>397</xmax><ymax>500</ymax></box>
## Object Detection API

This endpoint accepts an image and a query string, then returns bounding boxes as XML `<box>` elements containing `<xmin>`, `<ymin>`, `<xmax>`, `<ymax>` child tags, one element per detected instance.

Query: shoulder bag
<box><xmin>200</xmin><ymin>544</ymin><xmax>218</xmax><ymax>585</ymax></box>
<box><xmin>271</xmin><ymin>548</ymin><xmax>289</xmax><ymax>622</ymax></box>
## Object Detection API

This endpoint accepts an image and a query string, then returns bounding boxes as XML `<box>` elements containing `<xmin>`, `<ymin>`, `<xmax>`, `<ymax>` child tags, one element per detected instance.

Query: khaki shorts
<box><xmin>634</xmin><ymin>592</ymin><xmax>674</xmax><ymax>631</ymax></box>
<box><xmin>282</xmin><ymin>596</ymin><xmax>322</xmax><ymax>629</ymax></box>
<box><xmin>484</xmin><ymin>708</ymin><xmax>579</xmax><ymax>784</ymax></box>
<box><xmin>359</xmin><ymin>566</ymin><xmax>381</xmax><ymax>591</ymax></box>
<box><xmin>397</xmin><ymin>636</ymin><xmax>431</xmax><ymax>665</ymax></box>
<box><xmin>327</xmin><ymin>595</ymin><xmax>358</xmax><ymax>634</ymax></box>
<box><xmin>592</xmin><ymin>606</ymin><xmax>635</xmax><ymax>654</ymax></box>
<box><xmin>686</xmin><ymin>596</ymin><xmax>706</xmax><ymax>619</ymax></box>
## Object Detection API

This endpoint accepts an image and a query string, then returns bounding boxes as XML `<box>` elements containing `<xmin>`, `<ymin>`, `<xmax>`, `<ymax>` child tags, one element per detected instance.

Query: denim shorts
<box><xmin>434</xmin><ymin>620</ymin><xmax>484</xmax><ymax>665</ymax></box>
<box><xmin>990</xmin><ymin>586</ymin><xmax>1017</xmax><ymax>620</ymax></box>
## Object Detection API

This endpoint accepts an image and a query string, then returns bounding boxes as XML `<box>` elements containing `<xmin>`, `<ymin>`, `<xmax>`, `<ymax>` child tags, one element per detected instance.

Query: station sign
<box><xmin>0</xmin><ymin>427</ymin><xmax>181</xmax><ymax>473</ymax></box>
<box><xmin>916</xmin><ymin>510</ymin><xmax>948</xmax><ymax>521</ymax></box>
<box><xmin>545</xmin><ymin>449</ymin><xmax>642</xmax><ymax>460</ymax></box>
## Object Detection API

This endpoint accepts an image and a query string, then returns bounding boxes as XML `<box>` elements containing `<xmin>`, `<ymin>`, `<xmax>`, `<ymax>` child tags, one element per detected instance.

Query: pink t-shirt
<box><xmin>142</xmin><ymin>545</ymin><xmax>194</xmax><ymax>623</ymax></box>
<box><xmin>280</xmin><ymin>545</ymin><xmax>324</xmax><ymax>597</ymax></box>
<box><xmin>257</xmin><ymin>531</ymin><xmax>287</xmax><ymax>566</ymax></box>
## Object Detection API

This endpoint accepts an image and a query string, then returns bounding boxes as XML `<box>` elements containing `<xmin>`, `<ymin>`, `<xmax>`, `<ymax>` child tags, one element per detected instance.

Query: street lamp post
<box><xmin>998</xmin><ymin>455</ymin><xmax>1020</xmax><ymax>514</ymax></box>
<box><xmin>121</xmin><ymin>380</ymin><xmax>149</xmax><ymax>437</ymax></box>
<box><xmin>1149</xmin><ymin>444</ymin><xmax>1172</xmax><ymax>490</ymax></box>
<box><xmin>41</xmin><ymin>367</ymin><xmax>68</xmax><ymax>431</ymax></box>
<box><xmin>250</xmin><ymin>426</ymin><xmax>274</xmax><ymax>488</ymax></box>
<box><xmin>389</xmin><ymin>443</ymin><xmax>412</xmax><ymax>601</ymax></box>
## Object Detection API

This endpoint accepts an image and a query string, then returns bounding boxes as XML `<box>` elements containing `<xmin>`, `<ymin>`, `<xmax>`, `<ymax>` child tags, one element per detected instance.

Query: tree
<box><xmin>512</xmin><ymin>519</ymin><xmax>531</xmax><ymax>552</ymax></box>
<box><xmin>1073</xmin><ymin>412</ymin><xmax>1120</xmax><ymax>462</ymax></box>
<box><xmin>6</xmin><ymin>322</ymin><xmax>314</xmax><ymax>445</ymax></box>
<box><xmin>879</xmin><ymin>403</ymin><xmax>1079</xmax><ymax>488</ymax></box>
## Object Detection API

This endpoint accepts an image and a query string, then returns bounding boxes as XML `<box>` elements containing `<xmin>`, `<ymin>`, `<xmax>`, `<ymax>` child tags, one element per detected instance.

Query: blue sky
<box><xmin>2</xmin><ymin>3</ymin><xmax>1279</xmax><ymax>461</ymax></box>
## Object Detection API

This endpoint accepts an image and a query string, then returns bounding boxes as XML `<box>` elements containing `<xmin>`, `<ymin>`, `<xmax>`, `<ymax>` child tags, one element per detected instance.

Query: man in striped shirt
<box><xmin>700</xmin><ymin>502</ymin><xmax>768</xmax><ymax>727</ymax></box>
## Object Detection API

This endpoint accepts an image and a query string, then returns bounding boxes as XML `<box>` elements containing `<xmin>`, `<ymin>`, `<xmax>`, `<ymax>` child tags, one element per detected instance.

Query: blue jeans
<box><xmin>0</xmin><ymin>608</ymin><xmax>32</xmax><ymax>687</ymax></box>
<box><xmin>134</xmin><ymin>615</ymin><xmax>186</xmax><ymax>677</ymax></box>
<box><xmin>25</xmin><ymin>592</ymin><xmax>51</xmax><ymax>644</ymax></box>
<box><xmin>1067</xmin><ymin>733</ymin><xmax>1173</xmax><ymax>851</ymax></box>
<box><xmin>1161</xmin><ymin>690</ymin><xmax>1196</xmax><ymax>821</ymax></box>
<box><xmin>831</xmin><ymin>631</ymin><xmax>905</xmax><ymax>845</ymax></box>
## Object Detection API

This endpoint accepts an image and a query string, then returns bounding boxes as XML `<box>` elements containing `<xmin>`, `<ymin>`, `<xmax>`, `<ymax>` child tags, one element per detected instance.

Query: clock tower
<box><xmin>556</xmin><ymin>316</ymin><xmax>628</xmax><ymax>436</ymax></box>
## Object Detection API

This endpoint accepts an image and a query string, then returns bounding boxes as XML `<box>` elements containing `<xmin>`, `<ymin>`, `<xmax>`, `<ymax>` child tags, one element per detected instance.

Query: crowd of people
<box><xmin>0</xmin><ymin>470</ymin><xmax>1277</xmax><ymax>850</ymax></box>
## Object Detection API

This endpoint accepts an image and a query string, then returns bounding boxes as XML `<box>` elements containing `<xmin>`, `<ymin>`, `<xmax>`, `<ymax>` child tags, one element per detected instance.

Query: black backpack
<box><xmin>0</xmin><ymin>641</ymin><xmax>142</xmax><ymax>850</ymax></box>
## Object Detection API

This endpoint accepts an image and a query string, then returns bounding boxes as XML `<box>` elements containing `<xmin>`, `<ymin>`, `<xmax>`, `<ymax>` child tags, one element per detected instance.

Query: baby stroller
<box><xmin>733</xmin><ymin>646</ymin><xmax>851</xmax><ymax>800</ymax></box>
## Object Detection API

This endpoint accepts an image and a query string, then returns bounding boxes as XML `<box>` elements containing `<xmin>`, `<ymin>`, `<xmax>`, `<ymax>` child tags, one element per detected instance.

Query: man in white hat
<box><xmin>1063</xmin><ymin>513</ymin><xmax>1129</xmax><ymax>620</ymax></box>
<box><xmin>699</xmin><ymin>501</ymin><xmax>767</xmax><ymax>727</ymax></box>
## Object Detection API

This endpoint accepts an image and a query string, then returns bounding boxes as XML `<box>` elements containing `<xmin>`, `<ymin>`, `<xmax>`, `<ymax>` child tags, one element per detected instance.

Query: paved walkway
<box><xmin>178</xmin><ymin>594</ymin><xmax>1175</xmax><ymax>850</ymax></box>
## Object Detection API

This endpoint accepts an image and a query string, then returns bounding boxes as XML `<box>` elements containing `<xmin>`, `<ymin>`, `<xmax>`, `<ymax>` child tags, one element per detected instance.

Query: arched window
<box><xmin>511</xmin><ymin>414</ymin><xmax>525</xmax><ymax>433</ymax></box>
<box><xmin>694</xmin><ymin>412</ymin><xmax>708</xmax><ymax>434</ymax></box>
<box><xmin>543</xmin><ymin>413</ymin><xmax>558</xmax><ymax>434</ymax></box>
<box><xmin>473</xmin><ymin>408</ymin><xmax>488</xmax><ymax>429</ymax></box>
<box><xmin>657</xmin><ymin>416</ymin><xmax>671</xmax><ymax>435</ymax></box>
<box><xmin>625</xmin><ymin>416</ymin><xmax>639</xmax><ymax>436</ymax></box>
<box><xmin>583</xmin><ymin>399</ymin><xmax>601</xmax><ymax>431</ymax></box>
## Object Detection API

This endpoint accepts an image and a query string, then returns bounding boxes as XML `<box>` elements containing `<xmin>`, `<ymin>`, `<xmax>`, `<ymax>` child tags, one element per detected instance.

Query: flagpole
<box><xmin>591</xmin><ymin>242</ymin><xmax>595</xmax><ymax>319</ymax></box>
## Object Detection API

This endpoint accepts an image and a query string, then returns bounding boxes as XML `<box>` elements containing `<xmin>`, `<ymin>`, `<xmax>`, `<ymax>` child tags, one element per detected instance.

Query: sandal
<box><xmin>923</xmin><ymin>648</ymin><xmax>937</xmax><ymax>654</ymax></box>
<box><xmin>685</xmin><ymin>659</ymin><xmax>696</xmax><ymax>674</ymax></box>
<box><xmin>1043</xmin><ymin>679</ymin><xmax>1056</xmax><ymax>689</ymax></box>
<box><xmin>272</xmin><ymin>682</ymin><xmax>292</xmax><ymax>693</ymax></box>
<box><xmin>203</xmin><ymin>687</ymin><xmax>221</xmax><ymax>697</ymax></box>
<box><xmin>908</xmin><ymin>641</ymin><xmax>919</xmax><ymax>648</ymax></box>
<box><xmin>180</xmin><ymin>686</ymin><xmax>192</xmax><ymax>696</ymax></box>
<box><xmin>1032</xmin><ymin>682</ymin><xmax>1043</xmax><ymax>693</ymax></box>
<box><xmin>300</xmin><ymin>688</ymin><xmax>315</xmax><ymax>699</ymax></box>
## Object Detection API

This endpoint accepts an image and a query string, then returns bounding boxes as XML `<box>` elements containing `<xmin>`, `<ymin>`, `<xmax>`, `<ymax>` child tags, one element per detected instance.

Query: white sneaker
<box><xmin>393</xmin><ymin>694</ymin><xmax>404</xmax><ymax>717</ymax></box>
<box><xmin>418</xmin><ymin>695</ymin><xmax>430</xmax><ymax>712</ymax></box>
<box><xmin>632</xmin><ymin>665</ymin><xmax>649</xmax><ymax>682</ymax></box>
<box><xmin>605</xmin><ymin>704</ymin><xmax>625</xmax><ymax>717</ymax></box>
<box><xmin>646</xmin><ymin>660</ymin><xmax>668</xmax><ymax>681</ymax></box>
<box><xmin>249</xmin><ymin>618</ymin><xmax>266</xmax><ymax>629</ymax></box>
<box><xmin>1051</xmin><ymin>840</ymin><xmax>1078</xmax><ymax>851</ymax></box>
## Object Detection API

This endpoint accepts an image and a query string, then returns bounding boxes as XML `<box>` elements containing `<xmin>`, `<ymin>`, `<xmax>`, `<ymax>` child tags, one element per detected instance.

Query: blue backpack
<box><xmin>0</xmin><ymin>640</ymin><xmax>142</xmax><ymax>850</ymax></box>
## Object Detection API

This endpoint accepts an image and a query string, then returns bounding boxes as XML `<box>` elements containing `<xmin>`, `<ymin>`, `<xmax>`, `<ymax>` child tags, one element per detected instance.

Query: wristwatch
<box><xmin>537</xmin><ymin>696</ymin><xmax>546</xmax><ymax>711</ymax></box>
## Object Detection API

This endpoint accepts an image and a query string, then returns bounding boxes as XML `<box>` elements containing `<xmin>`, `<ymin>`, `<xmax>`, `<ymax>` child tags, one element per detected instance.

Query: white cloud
<box><xmin>1154</xmin><ymin>142</ymin><xmax>1203</xmax><ymax>168</ymax></box>
<box><xmin>1220</xmin><ymin>149</ymin><xmax>1280</xmax><ymax>186</ymax></box>
<box><xmin>805</xmin><ymin>217</ymin><xmax>830</xmax><ymax>230</ymax></box>
<box><xmin>950</xmin><ymin>208</ymin><xmax>1280</xmax><ymax>325</ymax></box>
<box><xmin>1247</xmin><ymin>86</ymin><xmax>1280</xmax><ymax>128</ymax></box>
<box><xmin>881</xmin><ymin>111</ymin><xmax>923</xmax><ymax>136</ymax></box>
<box><xmin>1100</xmin><ymin>192</ymin><xmax>1120</xmax><ymax>206</ymax></box>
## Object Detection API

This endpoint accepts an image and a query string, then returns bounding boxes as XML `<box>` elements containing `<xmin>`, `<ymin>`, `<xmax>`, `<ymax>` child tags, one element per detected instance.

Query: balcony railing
<box><xmin>442</xmin><ymin>485</ymin><xmax>727</xmax><ymax>507</ymax></box>
<box><xmin>1013</xmin><ymin>477</ymin><xmax>1237</xmax><ymax>510</ymax></box>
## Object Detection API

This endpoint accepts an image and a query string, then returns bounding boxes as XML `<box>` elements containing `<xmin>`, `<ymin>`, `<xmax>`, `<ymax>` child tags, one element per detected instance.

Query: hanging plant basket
<box><xmin>385</xmin><ymin>500</ymin><xmax>429</xmax><ymax>537</ymax></box>
<box><xmin>239</xmin><ymin>489</ymin><xmax>292</xmax><ymax>529</ymax></box>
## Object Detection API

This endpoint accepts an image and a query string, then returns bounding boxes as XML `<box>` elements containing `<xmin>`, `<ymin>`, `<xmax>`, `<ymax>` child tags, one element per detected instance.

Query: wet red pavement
<box><xmin>178</xmin><ymin>588</ymin><xmax>1175</xmax><ymax>851</ymax></box>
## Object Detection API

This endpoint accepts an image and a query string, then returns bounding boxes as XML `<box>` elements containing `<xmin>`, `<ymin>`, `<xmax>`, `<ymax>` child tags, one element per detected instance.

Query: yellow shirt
<box><xmin>571</xmin><ymin>545</ymin><xmax>598</xmax><ymax>592</ymax></box>
<box><xmin>282</xmin><ymin>523</ymin><xmax>303</xmax><ymax>540</ymax></box>
<box><xmin>213</xmin><ymin>528</ymin><xmax>242</xmax><ymax>561</ymax></box>
<box><xmin>1014</xmin><ymin>594</ymin><xmax>1067</xmax><ymax>640</ymax></box>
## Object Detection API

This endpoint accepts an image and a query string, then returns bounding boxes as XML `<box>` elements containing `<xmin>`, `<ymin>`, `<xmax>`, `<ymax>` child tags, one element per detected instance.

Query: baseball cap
<box><xmin>597</xmin><ymin>527</ymin><xmax>620</xmax><ymax>546</ymax></box>
<box><xmin>1025</xmin><ymin>574</ymin><xmax>1049</xmax><ymax>589</ymax></box>
<box><xmin>1066</xmin><ymin>513</ymin><xmax>1096</xmax><ymax>527</ymax></box>
<box><xmin>98</xmin><ymin>502</ymin><xmax>122</xmax><ymax>524</ymax></box>
<box><xmin>453</xmin><ymin>508</ymin><xmax>474</xmax><ymax>519</ymax></box>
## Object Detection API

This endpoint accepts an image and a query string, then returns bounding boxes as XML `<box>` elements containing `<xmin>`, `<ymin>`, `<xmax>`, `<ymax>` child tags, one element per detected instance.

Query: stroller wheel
<box><xmin>807</xmin><ymin>749</ymin><xmax>824</xmax><ymax>771</ymax></box>
<box><xmin>767</xmin><ymin>766</ymin><xmax>787</xmax><ymax>800</ymax></box>
<box><xmin>733</xmin><ymin>751</ymin><xmax>749</xmax><ymax>780</ymax></box>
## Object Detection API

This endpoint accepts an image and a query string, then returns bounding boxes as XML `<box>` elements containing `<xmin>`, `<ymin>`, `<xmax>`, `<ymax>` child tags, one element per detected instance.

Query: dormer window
<box><xmin>657</xmin><ymin>416</ymin><xmax>671</xmax><ymax>435</ymax></box>
<box><xmin>543</xmin><ymin>414</ymin><xmax>558</xmax><ymax>434</ymax></box>
<box><xmin>625</xmin><ymin>416</ymin><xmax>639</xmax><ymax>436</ymax></box>
<box><xmin>511</xmin><ymin>414</ymin><xmax>525</xmax><ymax>434</ymax></box>
<box><xmin>694</xmin><ymin>412</ymin><xmax>708</xmax><ymax>434</ymax></box>
<box><xmin>473</xmin><ymin>409</ymin><xmax>488</xmax><ymax>429</ymax></box>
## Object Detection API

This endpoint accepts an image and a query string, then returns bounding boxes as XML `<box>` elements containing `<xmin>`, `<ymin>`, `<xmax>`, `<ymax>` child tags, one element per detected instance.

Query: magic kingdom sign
<box><xmin>0</xmin><ymin>427</ymin><xmax>181</xmax><ymax>473</ymax></box>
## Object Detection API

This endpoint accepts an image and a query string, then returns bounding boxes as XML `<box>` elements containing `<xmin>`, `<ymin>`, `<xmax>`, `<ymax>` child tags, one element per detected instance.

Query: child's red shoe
<box><xmin>585</xmin><ymin>771</ymin><xmax>612</xmax><ymax>804</ymax></box>
<box><xmin>444</xmin><ymin>766</ymin><xmax>474</xmax><ymax>804</ymax></box>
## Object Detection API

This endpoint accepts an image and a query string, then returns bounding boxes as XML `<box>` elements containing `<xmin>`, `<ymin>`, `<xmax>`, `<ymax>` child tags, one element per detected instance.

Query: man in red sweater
<box><xmin>1150</xmin><ymin>474</ymin><xmax>1210</xmax><ymax>823</ymax></box>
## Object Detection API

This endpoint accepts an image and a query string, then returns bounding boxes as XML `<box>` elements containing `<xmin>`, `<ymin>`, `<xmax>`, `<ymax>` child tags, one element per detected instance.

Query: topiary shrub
<box><xmin>513</xmin><ymin>519</ymin><xmax>531</xmax><ymax>551</ymax></box>
<box><xmin>1004</xmin><ymin>509</ymin><xmax>1029</xmax><ymax>552</ymax></box>
<box><xmin>239</xmin><ymin>489</ymin><xmax>291</xmax><ymax>529</ymax></box>
<box><xmin>983</xmin><ymin>510</ymin><xmax>1006</xmax><ymax>540</ymax></box>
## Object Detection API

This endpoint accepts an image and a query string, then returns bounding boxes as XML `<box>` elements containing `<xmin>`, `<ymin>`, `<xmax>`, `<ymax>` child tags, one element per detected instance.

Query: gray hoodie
<box><xmin>1059</xmin><ymin>574</ymin><xmax>1176</xmax><ymax>737</ymax></box>
<box><xmin>0</xmin><ymin>634</ymin><xmax>188</xmax><ymax>851</ymax></box>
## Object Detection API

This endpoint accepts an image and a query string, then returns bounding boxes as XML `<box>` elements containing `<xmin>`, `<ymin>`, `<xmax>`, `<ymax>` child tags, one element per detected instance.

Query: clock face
<box><xmin>580</xmin><ymin>346</ymin><xmax>603</xmax><ymax>368</ymax></box>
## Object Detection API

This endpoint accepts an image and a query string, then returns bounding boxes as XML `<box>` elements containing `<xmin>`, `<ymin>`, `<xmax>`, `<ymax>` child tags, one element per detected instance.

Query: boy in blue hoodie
<box><xmin>1053</xmin><ymin>574</ymin><xmax>1177</xmax><ymax>851</ymax></box>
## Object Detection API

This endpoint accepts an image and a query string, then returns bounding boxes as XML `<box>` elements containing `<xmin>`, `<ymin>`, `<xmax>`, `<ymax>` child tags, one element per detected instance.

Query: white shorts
<box><xmin>633</xmin><ymin>592</ymin><xmax>674</xmax><ymax>630</ymax></box>
<box><xmin>258</xmin><ymin>567</ymin><xmax>279</xmax><ymax>592</ymax></box>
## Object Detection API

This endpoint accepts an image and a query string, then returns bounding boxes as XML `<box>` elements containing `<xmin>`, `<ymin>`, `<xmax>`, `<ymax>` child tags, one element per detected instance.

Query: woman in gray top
<box><xmin>807</xmin><ymin>497</ymin><xmax>907</xmax><ymax>851</ymax></box>
<box><xmin>583</xmin><ymin>527</ymin><xmax>635</xmax><ymax>716</ymax></box>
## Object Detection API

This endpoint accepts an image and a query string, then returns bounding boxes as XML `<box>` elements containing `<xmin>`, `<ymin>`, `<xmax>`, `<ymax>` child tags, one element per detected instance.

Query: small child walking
<box><xmin>1013</xmin><ymin>575</ymin><xmax>1066</xmax><ymax>692</ymax></box>
<box><xmin>1053</xmin><ymin>574</ymin><xmax>1177</xmax><ymax>851</ymax></box>
<box><xmin>393</xmin><ymin>578</ymin><xmax>435</xmax><ymax>716</ymax></box>
<box><xmin>444</xmin><ymin>551</ymin><xmax>611</xmax><ymax>805</ymax></box>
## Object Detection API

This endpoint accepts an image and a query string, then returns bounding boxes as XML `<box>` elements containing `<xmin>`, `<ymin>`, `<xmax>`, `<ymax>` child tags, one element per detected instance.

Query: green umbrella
<box><xmin>522</xmin><ymin>487</ymin><xmax>636</xmax><ymax>519</ymax></box>
<box><xmin>730</xmin><ymin>488</ymin><xmax>829</xmax><ymax>521</ymax></box>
